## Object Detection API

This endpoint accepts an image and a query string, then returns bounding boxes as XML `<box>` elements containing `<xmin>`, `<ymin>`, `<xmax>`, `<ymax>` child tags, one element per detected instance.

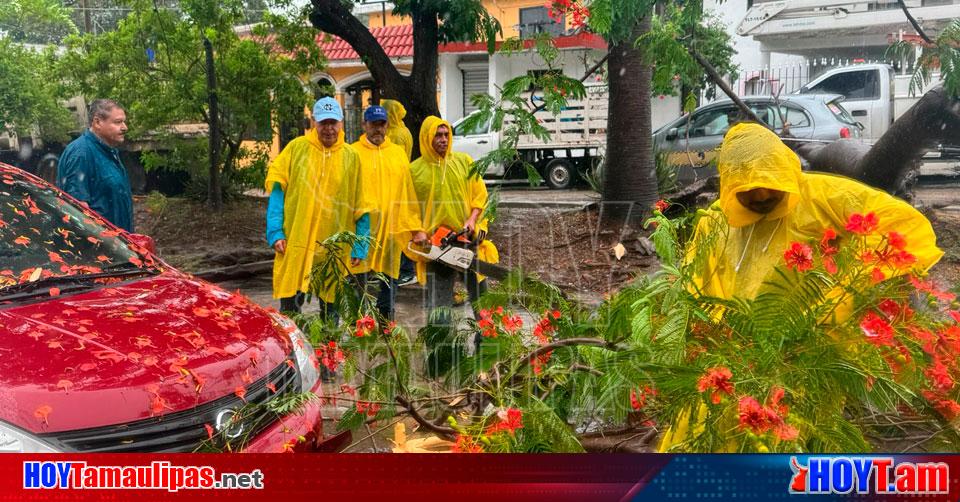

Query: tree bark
<box><xmin>601</xmin><ymin>17</ymin><xmax>657</xmax><ymax>223</ymax></box>
<box><xmin>855</xmin><ymin>86</ymin><xmax>960</xmax><ymax>192</ymax></box>
<box><xmin>203</xmin><ymin>37</ymin><xmax>222</xmax><ymax>211</ymax></box>
<box><xmin>310</xmin><ymin>0</ymin><xmax>441</xmax><ymax>158</ymax></box>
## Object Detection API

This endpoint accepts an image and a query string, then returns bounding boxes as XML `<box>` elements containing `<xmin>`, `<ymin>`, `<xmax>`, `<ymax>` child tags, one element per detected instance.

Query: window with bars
<box><xmin>518</xmin><ymin>7</ymin><xmax>563</xmax><ymax>38</ymax></box>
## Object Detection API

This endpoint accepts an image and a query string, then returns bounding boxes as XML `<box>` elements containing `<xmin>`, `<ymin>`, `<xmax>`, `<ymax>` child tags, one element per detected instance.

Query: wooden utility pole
<box><xmin>204</xmin><ymin>37</ymin><xmax>222</xmax><ymax>210</ymax></box>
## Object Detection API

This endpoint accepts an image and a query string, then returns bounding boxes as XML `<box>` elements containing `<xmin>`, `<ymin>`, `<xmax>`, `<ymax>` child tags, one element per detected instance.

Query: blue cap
<box><xmin>312</xmin><ymin>97</ymin><xmax>343</xmax><ymax>122</ymax></box>
<box><xmin>363</xmin><ymin>105</ymin><xmax>388</xmax><ymax>123</ymax></box>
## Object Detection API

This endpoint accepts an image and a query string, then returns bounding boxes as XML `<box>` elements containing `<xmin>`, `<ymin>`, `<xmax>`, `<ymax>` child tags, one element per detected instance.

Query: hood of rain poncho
<box><xmin>382</xmin><ymin>99</ymin><xmax>413</xmax><ymax>159</ymax></box>
<box><xmin>382</xmin><ymin>99</ymin><xmax>406</xmax><ymax>127</ymax></box>
<box><xmin>418</xmin><ymin>116</ymin><xmax>452</xmax><ymax>165</ymax></box>
<box><xmin>717</xmin><ymin>123</ymin><xmax>802</xmax><ymax>228</ymax></box>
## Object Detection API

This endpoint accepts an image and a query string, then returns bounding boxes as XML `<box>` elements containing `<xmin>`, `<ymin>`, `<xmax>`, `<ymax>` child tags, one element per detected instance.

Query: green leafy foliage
<box><xmin>0</xmin><ymin>0</ymin><xmax>77</xmax><ymax>44</ymax></box>
<box><xmin>887</xmin><ymin>19</ymin><xmax>960</xmax><ymax>98</ymax></box>
<box><xmin>0</xmin><ymin>39</ymin><xmax>74</xmax><ymax>142</ymax></box>
<box><xmin>57</xmin><ymin>0</ymin><xmax>324</xmax><ymax>197</ymax></box>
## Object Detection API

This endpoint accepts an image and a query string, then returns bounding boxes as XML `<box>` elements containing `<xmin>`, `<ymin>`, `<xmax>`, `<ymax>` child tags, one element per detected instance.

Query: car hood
<box><xmin>0</xmin><ymin>272</ymin><xmax>293</xmax><ymax>433</ymax></box>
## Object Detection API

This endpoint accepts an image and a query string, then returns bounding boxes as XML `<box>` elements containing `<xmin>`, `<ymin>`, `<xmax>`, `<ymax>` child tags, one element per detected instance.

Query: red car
<box><xmin>0</xmin><ymin>163</ymin><xmax>346</xmax><ymax>453</ymax></box>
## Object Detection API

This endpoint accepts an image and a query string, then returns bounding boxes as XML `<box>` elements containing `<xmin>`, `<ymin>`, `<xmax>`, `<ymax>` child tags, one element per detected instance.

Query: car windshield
<box><xmin>0</xmin><ymin>170</ymin><xmax>150</xmax><ymax>293</ymax></box>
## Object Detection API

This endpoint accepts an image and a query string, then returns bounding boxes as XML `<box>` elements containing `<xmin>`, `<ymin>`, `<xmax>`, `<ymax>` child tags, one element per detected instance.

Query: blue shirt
<box><xmin>57</xmin><ymin>130</ymin><xmax>134</xmax><ymax>232</ymax></box>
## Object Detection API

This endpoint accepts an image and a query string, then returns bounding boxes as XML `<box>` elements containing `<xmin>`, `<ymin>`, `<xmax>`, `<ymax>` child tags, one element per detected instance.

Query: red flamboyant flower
<box><xmin>316</xmin><ymin>341</ymin><xmax>346</xmax><ymax>372</ymax></box>
<box><xmin>922</xmin><ymin>390</ymin><xmax>960</xmax><ymax>420</ymax></box>
<box><xmin>654</xmin><ymin>200</ymin><xmax>670</xmax><ymax>213</ymax></box>
<box><xmin>502</xmin><ymin>314</ymin><xmax>523</xmax><ymax>334</ymax></box>
<box><xmin>870</xmin><ymin>267</ymin><xmax>886</xmax><ymax>284</ymax></box>
<box><xmin>926</xmin><ymin>357</ymin><xmax>955</xmax><ymax>391</ymax></box>
<box><xmin>630</xmin><ymin>386</ymin><xmax>657</xmax><ymax>411</ymax></box>
<box><xmin>820</xmin><ymin>228</ymin><xmax>838</xmax><ymax>255</ymax></box>
<box><xmin>696</xmin><ymin>367</ymin><xmax>735</xmax><ymax>404</ymax></box>
<box><xmin>887</xmin><ymin>231</ymin><xmax>907</xmax><ymax>250</ymax></box>
<box><xmin>478</xmin><ymin>309</ymin><xmax>498</xmax><ymax>338</ymax></box>
<box><xmin>845</xmin><ymin>212</ymin><xmax>879</xmax><ymax>235</ymax></box>
<box><xmin>784</xmin><ymin>242</ymin><xmax>814</xmax><ymax>272</ymax></box>
<box><xmin>877</xmin><ymin>299</ymin><xmax>901</xmax><ymax>320</ymax></box>
<box><xmin>860</xmin><ymin>311</ymin><xmax>895</xmax><ymax>347</ymax></box>
<box><xmin>910</xmin><ymin>275</ymin><xmax>956</xmax><ymax>301</ymax></box>
<box><xmin>738</xmin><ymin>396</ymin><xmax>772</xmax><ymax>434</ymax></box>
<box><xmin>532</xmin><ymin>350</ymin><xmax>552</xmax><ymax>375</ymax></box>
<box><xmin>354</xmin><ymin>315</ymin><xmax>376</xmax><ymax>337</ymax></box>
<box><xmin>452</xmin><ymin>434</ymin><xmax>483</xmax><ymax>453</ymax></box>
<box><xmin>485</xmin><ymin>407</ymin><xmax>523</xmax><ymax>436</ymax></box>
<box><xmin>738</xmin><ymin>389</ymin><xmax>797</xmax><ymax>441</ymax></box>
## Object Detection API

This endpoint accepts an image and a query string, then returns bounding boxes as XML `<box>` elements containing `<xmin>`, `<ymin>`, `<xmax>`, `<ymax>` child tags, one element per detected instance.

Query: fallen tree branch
<box><xmin>395</xmin><ymin>396</ymin><xmax>457</xmax><ymax>437</ymax></box>
<box><xmin>193</xmin><ymin>260</ymin><xmax>273</xmax><ymax>282</ymax></box>
<box><xmin>896</xmin><ymin>0</ymin><xmax>933</xmax><ymax>44</ymax></box>
<box><xmin>688</xmin><ymin>48</ymin><xmax>767</xmax><ymax>129</ymax></box>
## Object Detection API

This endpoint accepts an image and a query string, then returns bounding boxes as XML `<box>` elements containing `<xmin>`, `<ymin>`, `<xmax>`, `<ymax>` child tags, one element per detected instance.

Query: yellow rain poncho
<box><xmin>382</xmin><ymin>100</ymin><xmax>414</xmax><ymax>160</ymax></box>
<box><xmin>407</xmin><ymin>116</ymin><xmax>499</xmax><ymax>284</ymax></box>
<box><xmin>264</xmin><ymin>130</ymin><xmax>372</xmax><ymax>302</ymax></box>
<box><xmin>660</xmin><ymin>122</ymin><xmax>943</xmax><ymax>453</ymax></box>
<box><xmin>349</xmin><ymin>134</ymin><xmax>424</xmax><ymax>279</ymax></box>
<box><xmin>689</xmin><ymin>122</ymin><xmax>942</xmax><ymax>300</ymax></box>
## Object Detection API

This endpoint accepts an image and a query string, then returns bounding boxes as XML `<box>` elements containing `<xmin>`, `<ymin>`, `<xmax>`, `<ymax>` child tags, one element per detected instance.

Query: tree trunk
<box><xmin>855</xmin><ymin>86</ymin><xmax>960</xmax><ymax>192</ymax></box>
<box><xmin>796</xmin><ymin>86</ymin><xmax>960</xmax><ymax>196</ymax></box>
<box><xmin>602</xmin><ymin>17</ymin><xmax>657</xmax><ymax>223</ymax></box>
<box><xmin>310</xmin><ymin>0</ymin><xmax>440</xmax><ymax>159</ymax></box>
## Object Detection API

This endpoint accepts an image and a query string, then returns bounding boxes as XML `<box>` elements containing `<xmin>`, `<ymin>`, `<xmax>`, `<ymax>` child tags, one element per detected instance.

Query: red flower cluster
<box><xmin>485</xmin><ymin>407</ymin><xmax>524</xmax><ymax>436</ymax></box>
<box><xmin>354</xmin><ymin>315</ymin><xmax>376</xmax><ymax>338</ymax></box>
<box><xmin>316</xmin><ymin>341</ymin><xmax>346</xmax><ymax>372</ymax></box>
<box><xmin>630</xmin><ymin>385</ymin><xmax>657</xmax><ymax>411</ymax></box>
<box><xmin>820</xmin><ymin>228</ymin><xmax>839</xmax><ymax>274</ymax></box>
<box><xmin>909</xmin><ymin>275</ymin><xmax>956</xmax><ymax>302</ymax></box>
<box><xmin>845</xmin><ymin>212</ymin><xmax>879</xmax><ymax>235</ymax></box>
<box><xmin>737</xmin><ymin>387</ymin><xmax>798</xmax><ymax>441</ymax></box>
<box><xmin>532</xmin><ymin>350</ymin><xmax>553</xmax><ymax>376</ymax></box>
<box><xmin>478</xmin><ymin>307</ymin><xmax>523</xmax><ymax>338</ymax></box>
<box><xmin>654</xmin><ymin>200</ymin><xmax>670</xmax><ymax>213</ymax></box>
<box><xmin>533</xmin><ymin>310</ymin><xmax>562</xmax><ymax>344</ymax></box>
<box><xmin>783</xmin><ymin>242</ymin><xmax>814</xmax><ymax>272</ymax></box>
<box><xmin>452</xmin><ymin>434</ymin><xmax>483</xmax><ymax>453</ymax></box>
<box><xmin>859</xmin><ymin>311</ymin><xmax>895</xmax><ymax>347</ymax></box>
<box><xmin>548</xmin><ymin>0</ymin><xmax>591</xmax><ymax>29</ymax></box>
<box><xmin>697</xmin><ymin>367</ymin><xmax>735</xmax><ymax>404</ymax></box>
<box><xmin>355</xmin><ymin>401</ymin><xmax>381</xmax><ymax>417</ymax></box>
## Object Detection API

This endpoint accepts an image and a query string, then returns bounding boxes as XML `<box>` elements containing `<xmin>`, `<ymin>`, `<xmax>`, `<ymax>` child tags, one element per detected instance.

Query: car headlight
<box><xmin>0</xmin><ymin>422</ymin><xmax>59</xmax><ymax>453</ymax></box>
<box><xmin>270</xmin><ymin>313</ymin><xmax>319</xmax><ymax>393</ymax></box>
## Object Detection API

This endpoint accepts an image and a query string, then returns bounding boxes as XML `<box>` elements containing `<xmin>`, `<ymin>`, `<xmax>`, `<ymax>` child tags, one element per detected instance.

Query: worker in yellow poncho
<box><xmin>382</xmin><ymin>99</ymin><xmax>413</xmax><ymax>160</ymax></box>
<box><xmin>659</xmin><ymin>122</ymin><xmax>943</xmax><ymax>451</ymax></box>
<box><xmin>264</xmin><ymin>97</ymin><xmax>373</xmax><ymax>316</ymax></box>
<box><xmin>350</xmin><ymin>105</ymin><xmax>428</xmax><ymax>319</ymax></box>
<box><xmin>382</xmin><ymin>99</ymin><xmax>418</xmax><ymax>286</ymax></box>
<box><xmin>407</xmin><ymin>116</ymin><xmax>499</xmax><ymax>322</ymax></box>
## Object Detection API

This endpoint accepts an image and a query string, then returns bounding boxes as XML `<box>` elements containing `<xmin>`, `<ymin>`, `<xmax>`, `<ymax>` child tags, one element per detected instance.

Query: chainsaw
<box><xmin>406</xmin><ymin>225</ymin><xmax>511</xmax><ymax>281</ymax></box>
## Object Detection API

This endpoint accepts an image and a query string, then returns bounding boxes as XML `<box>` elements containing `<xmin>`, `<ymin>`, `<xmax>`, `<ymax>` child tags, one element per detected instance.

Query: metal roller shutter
<box><xmin>461</xmin><ymin>64</ymin><xmax>489</xmax><ymax>116</ymax></box>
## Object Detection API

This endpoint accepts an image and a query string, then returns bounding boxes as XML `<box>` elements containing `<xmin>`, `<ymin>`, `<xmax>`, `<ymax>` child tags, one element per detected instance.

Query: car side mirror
<box><xmin>128</xmin><ymin>233</ymin><xmax>156</xmax><ymax>255</ymax></box>
<box><xmin>665</xmin><ymin>128</ymin><xmax>678</xmax><ymax>141</ymax></box>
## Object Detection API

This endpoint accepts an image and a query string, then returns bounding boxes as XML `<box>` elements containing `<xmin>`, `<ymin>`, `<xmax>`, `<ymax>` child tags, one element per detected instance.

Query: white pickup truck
<box><xmin>797</xmin><ymin>63</ymin><xmax>951</xmax><ymax>156</ymax></box>
<box><xmin>451</xmin><ymin>84</ymin><xmax>609</xmax><ymax>189</ymax></box>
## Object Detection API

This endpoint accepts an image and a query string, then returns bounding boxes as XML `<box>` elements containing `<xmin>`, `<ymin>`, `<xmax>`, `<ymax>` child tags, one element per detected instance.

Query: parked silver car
<box><xmin>653</xmin><ymin>94</ymin><xmax>862</xmax><ymax>187</ymax></box>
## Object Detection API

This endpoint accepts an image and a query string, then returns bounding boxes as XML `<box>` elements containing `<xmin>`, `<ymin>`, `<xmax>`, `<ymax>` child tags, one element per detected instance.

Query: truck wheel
<box><xmin>36</xmin><ymin>154</ymin><xmax>59</xmax><ymax>184</ymax></box>
<box><xmin>544</xmin><ymin>159</ymin><xmax>575</xmax><ymax>190</ymax></box>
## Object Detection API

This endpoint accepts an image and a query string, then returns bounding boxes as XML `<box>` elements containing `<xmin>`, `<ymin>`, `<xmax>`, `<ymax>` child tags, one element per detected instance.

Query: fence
<box><xmin>733</xmin><ymin>58</ymin><xmax>909</xmax><ymax>96</ymax></box>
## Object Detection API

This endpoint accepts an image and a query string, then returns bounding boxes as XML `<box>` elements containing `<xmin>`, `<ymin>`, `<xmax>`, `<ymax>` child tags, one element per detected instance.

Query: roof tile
<box><xmin>318</xmin><ymin>24</ymin><xmax>414</xmax><ymax>61</ymax></box>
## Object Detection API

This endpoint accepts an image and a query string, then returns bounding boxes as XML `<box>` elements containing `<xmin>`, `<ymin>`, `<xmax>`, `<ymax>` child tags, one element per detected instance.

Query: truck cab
<box><xmin>797</xmin><ymin>64</ymin><xmax>894</xmax><ymax>142</ymax></box>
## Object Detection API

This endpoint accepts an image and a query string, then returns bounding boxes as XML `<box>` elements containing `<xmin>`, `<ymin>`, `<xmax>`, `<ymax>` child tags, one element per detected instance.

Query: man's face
<box><xmin>736</xmin><ymin>187</ymin><xmax>787</xmax><ymax>214</ymax></box>
<box><xmin>363</xmin><ymin>120</ymin><xmax>387</xmax><ymax>146</ymax></box>
<box><xmin>91</xmin><ymin>108</ymin><xmax>127</xmax><ymax>147</ymax></box>
<box><xmin>432</xmin><ymin>125</ymin><xmax>450</xmax><ymax>157</ymax></box>
<box><xmin>315</xmin><ymin>119</ymin><xmax>341</xmax><ymax>148</ymax></box>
